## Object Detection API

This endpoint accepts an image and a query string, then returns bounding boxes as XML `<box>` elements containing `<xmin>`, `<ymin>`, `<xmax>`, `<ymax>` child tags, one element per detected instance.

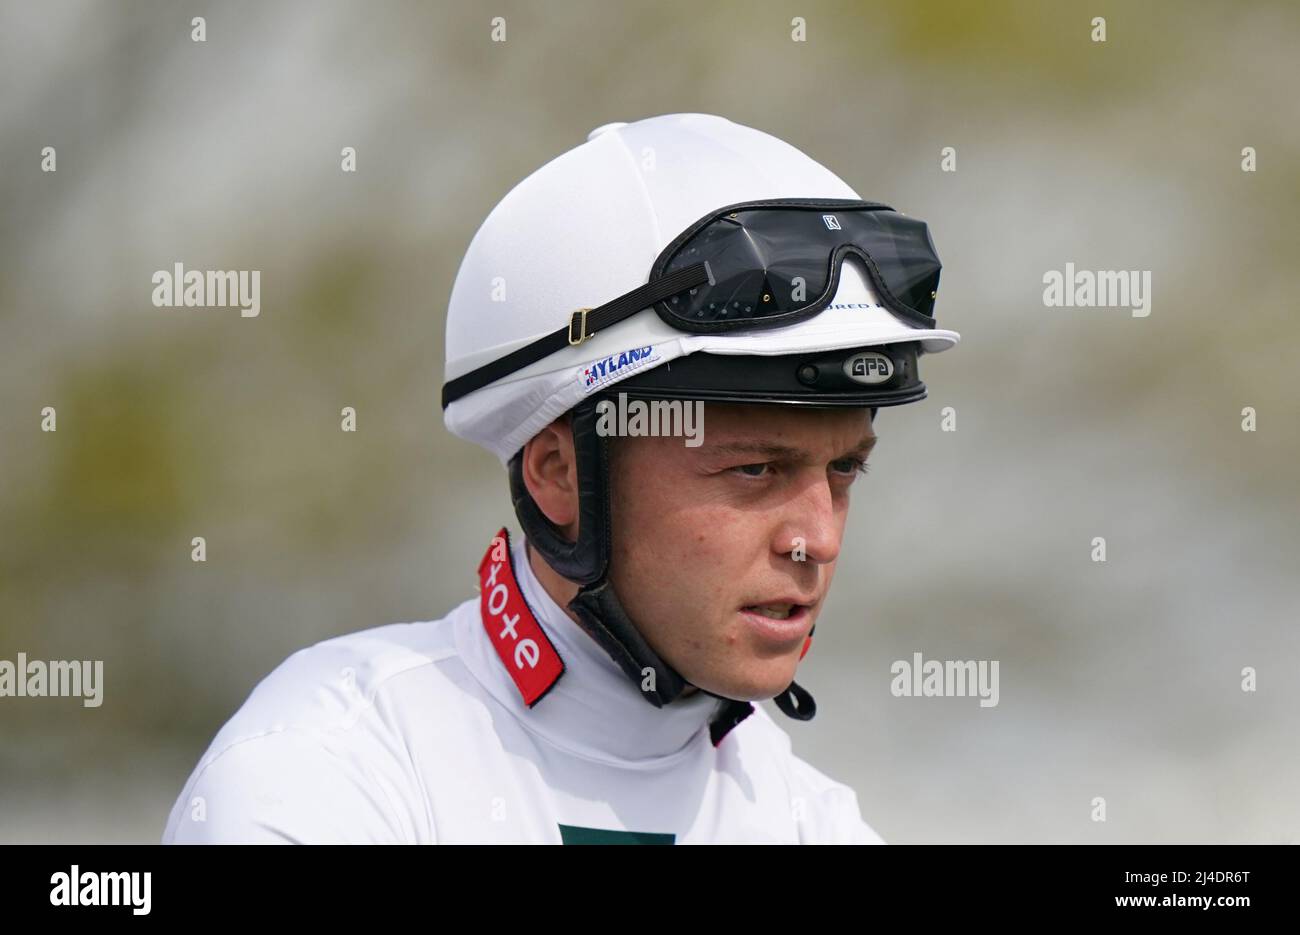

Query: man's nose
<box><xmin>776</xmin><ymin>475</ymin><xmax>842</xmax><ymax>566</ymax></box>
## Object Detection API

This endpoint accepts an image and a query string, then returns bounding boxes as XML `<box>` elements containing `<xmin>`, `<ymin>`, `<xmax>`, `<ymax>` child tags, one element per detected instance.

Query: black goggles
<box><xmin>441</xmin><ymin>198</ymin><xmax>941</xmax><ymax>409</ymax></box>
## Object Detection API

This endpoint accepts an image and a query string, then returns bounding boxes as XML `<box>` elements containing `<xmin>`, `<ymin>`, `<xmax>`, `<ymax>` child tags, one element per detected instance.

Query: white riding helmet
<box><xmin>442</xmin><ymin>112</ymin><xmax>959</xmax><ymax>464</ymax></box>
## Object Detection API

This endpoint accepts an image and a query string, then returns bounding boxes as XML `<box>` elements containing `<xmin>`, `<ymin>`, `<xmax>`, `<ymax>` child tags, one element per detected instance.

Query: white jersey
<box><xmin>162</xmin><ymin>531</ymin><xmax>884</xmax><ymax>844</ymax></box>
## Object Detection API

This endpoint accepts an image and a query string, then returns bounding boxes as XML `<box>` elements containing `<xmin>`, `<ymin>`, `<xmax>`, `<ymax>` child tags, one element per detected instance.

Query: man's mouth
<box><xmin>741</xmin><ymin>594</ymin><xmax>817</xmax><ymax>619</ymax></box>
<box><xmin>743</xmin><ymin>603</ymin><xmax>799</xmax><ymax>620</ymax></box>
<box><xmin>739</xmin><ymin>599</ymin><xmax>815</xmax><ymax>646</ymax></box>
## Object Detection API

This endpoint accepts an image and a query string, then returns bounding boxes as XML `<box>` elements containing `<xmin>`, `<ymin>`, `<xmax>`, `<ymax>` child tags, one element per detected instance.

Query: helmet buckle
<box><xmin>567</xmin><ymin>308</ymin><xmax>593</xmax><ymax>346</ymax></box>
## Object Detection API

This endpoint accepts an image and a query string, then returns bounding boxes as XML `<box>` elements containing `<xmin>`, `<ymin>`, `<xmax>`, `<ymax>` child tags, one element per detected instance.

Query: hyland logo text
<box><xmin>581</xmin><ymin>345</ymin><xmax>659</xmax><ymax>390</ymax></box>
<box><xmin>595</xmin><ymin>392</ymin><xmax>704</xmax><ymax>447</ymax></box>
<box><xmin>1042</xmin><ymin>263</ymin><xmax>1151</xmax><ymax>318</ymax></box>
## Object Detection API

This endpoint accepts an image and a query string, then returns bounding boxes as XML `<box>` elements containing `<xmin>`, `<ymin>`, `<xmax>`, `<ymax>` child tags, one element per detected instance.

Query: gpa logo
<box><xmin>581</xmin><ymin>345</ymin><xmax>658</xmax><ymax>389</ymax></box>
<box><xmin>843</xmin><ymin>351</ymin><xmax>893</xmax><ymax>384</ymax></box>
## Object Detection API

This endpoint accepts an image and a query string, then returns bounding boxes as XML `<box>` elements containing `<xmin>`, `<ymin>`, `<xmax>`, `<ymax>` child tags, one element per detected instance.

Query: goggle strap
<box><xmin>441</xmin><ymin>262</ymin><xmax>711</xmax><ymax>409</ymax></box>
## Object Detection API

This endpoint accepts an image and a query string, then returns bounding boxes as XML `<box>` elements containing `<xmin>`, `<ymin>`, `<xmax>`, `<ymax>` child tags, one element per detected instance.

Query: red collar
<box><xmin>477</xmin><ymin>528</ymin><xmax>565</xmax><ymax>706</ymax></box>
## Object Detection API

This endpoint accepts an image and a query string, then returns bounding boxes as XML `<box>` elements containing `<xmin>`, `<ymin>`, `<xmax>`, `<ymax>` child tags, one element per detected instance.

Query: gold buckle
<box><xmin>567</xmin><ymin>308</ymin><xmax>593</xmax><ymax>346</ymax></box>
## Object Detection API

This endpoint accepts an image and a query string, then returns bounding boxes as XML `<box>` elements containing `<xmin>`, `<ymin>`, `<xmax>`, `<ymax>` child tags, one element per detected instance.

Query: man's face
<box><xmin>607</xmin><ymin>402</ymin><xmax>875</xmax><ymax>702</ymax></box>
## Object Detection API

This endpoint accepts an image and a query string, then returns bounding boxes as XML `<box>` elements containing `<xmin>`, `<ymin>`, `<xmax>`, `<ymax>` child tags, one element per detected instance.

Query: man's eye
<box><xmin>733</xmin><ymin>462</ymin><xmax>771</xmax><ymax>478</ymax></box>
<box><xmin>831</xmin><ymin>457</ymin><xmax>869</xmax><ymax>476</ymax></box>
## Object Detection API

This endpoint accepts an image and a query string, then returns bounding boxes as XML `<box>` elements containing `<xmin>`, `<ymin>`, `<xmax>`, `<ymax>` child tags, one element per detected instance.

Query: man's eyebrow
<box><xmin>849</xmin><ymin>433</ymin><xmax>878</xmax><ymax>455</ymax></box>
<box><xmin>699</xmin><ymin>441</ymin><xmax>806</xmax><ymax>460</ymax></box>
<box><xmin>699</xmin><ymin>434</ymin><xmax>878</xmax><ymax>461</ymax></box>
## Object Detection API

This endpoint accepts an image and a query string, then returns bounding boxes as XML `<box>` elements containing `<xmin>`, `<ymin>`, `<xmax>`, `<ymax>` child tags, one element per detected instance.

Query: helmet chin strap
<box><xmin>507</xmin><ymin>395</ymin><xmax>817</xmax><ymax>736</ymax></box>
<box><xmin>567</xmin><ymin>575</ymin><xmax>815</xmax><ymax>746</ymax></box>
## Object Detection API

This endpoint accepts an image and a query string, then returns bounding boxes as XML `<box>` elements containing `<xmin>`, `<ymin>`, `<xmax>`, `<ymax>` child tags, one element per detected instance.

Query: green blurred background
<box><xmin>2</xmin><ymin>0</ymin><xmax>1297</xmax><ymax>843</ymax></box>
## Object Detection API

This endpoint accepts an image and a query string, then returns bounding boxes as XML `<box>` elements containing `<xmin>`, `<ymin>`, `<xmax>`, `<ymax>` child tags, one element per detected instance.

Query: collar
<box><xmin>456</xmin><ymin>528</ymin><xmax>730</xmax><ymax>767</ymax></box>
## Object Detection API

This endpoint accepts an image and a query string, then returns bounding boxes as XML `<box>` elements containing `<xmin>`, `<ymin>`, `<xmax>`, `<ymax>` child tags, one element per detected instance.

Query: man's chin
<box><xmin>682</xmin><ymin>666</ymin><xmax>800</xmax><ymax>704</ymax></box>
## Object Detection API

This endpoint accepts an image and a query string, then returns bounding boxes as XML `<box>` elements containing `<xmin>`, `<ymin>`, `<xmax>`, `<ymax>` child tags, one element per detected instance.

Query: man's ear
<box><xmin>520</xmin><ymin>415</ymin><xmax>580</xmax><ymax>539</ymax></box>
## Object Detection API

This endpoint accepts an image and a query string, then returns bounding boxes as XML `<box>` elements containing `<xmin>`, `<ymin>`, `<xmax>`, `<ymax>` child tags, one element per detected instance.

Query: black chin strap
<box><xmin>567</xmin><ymin>575</ymin><xmax>814</xmax><ymax>745</ymax></box>
<box><xmin>773</xmin><ymin>682</ymin><xmax>817</xmax><ymax>720</ymax></box>
<box><xmin>567</xmin><ymin>578</ymin><xmax>692</xmax><ymax>707</ymax></box>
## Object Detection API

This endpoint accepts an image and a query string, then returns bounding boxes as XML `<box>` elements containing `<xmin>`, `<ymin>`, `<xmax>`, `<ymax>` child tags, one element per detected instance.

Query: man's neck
<box><xmin>524</xmin><ymin>540</ymin><xmax>581</xmax><ymax>623</ymax></box>
<box><xmin>522</xmin><ymin>539</ymin><xmax>699</xmax><ymax>698</ymax></box>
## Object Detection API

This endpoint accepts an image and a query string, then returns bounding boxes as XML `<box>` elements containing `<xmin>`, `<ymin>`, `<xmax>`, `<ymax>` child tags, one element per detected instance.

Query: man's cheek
<box><xmin>681</xmin><ymin>524</ymin><xmax>734</xmax><ymax>567</ymax></box>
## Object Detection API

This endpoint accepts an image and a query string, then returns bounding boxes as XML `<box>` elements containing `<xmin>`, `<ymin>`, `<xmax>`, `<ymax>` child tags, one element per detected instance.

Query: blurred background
<box><xmin>1</xmin><ymin>0</ymin><xmax>1297</xmax><ymax>844</ymax></box>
